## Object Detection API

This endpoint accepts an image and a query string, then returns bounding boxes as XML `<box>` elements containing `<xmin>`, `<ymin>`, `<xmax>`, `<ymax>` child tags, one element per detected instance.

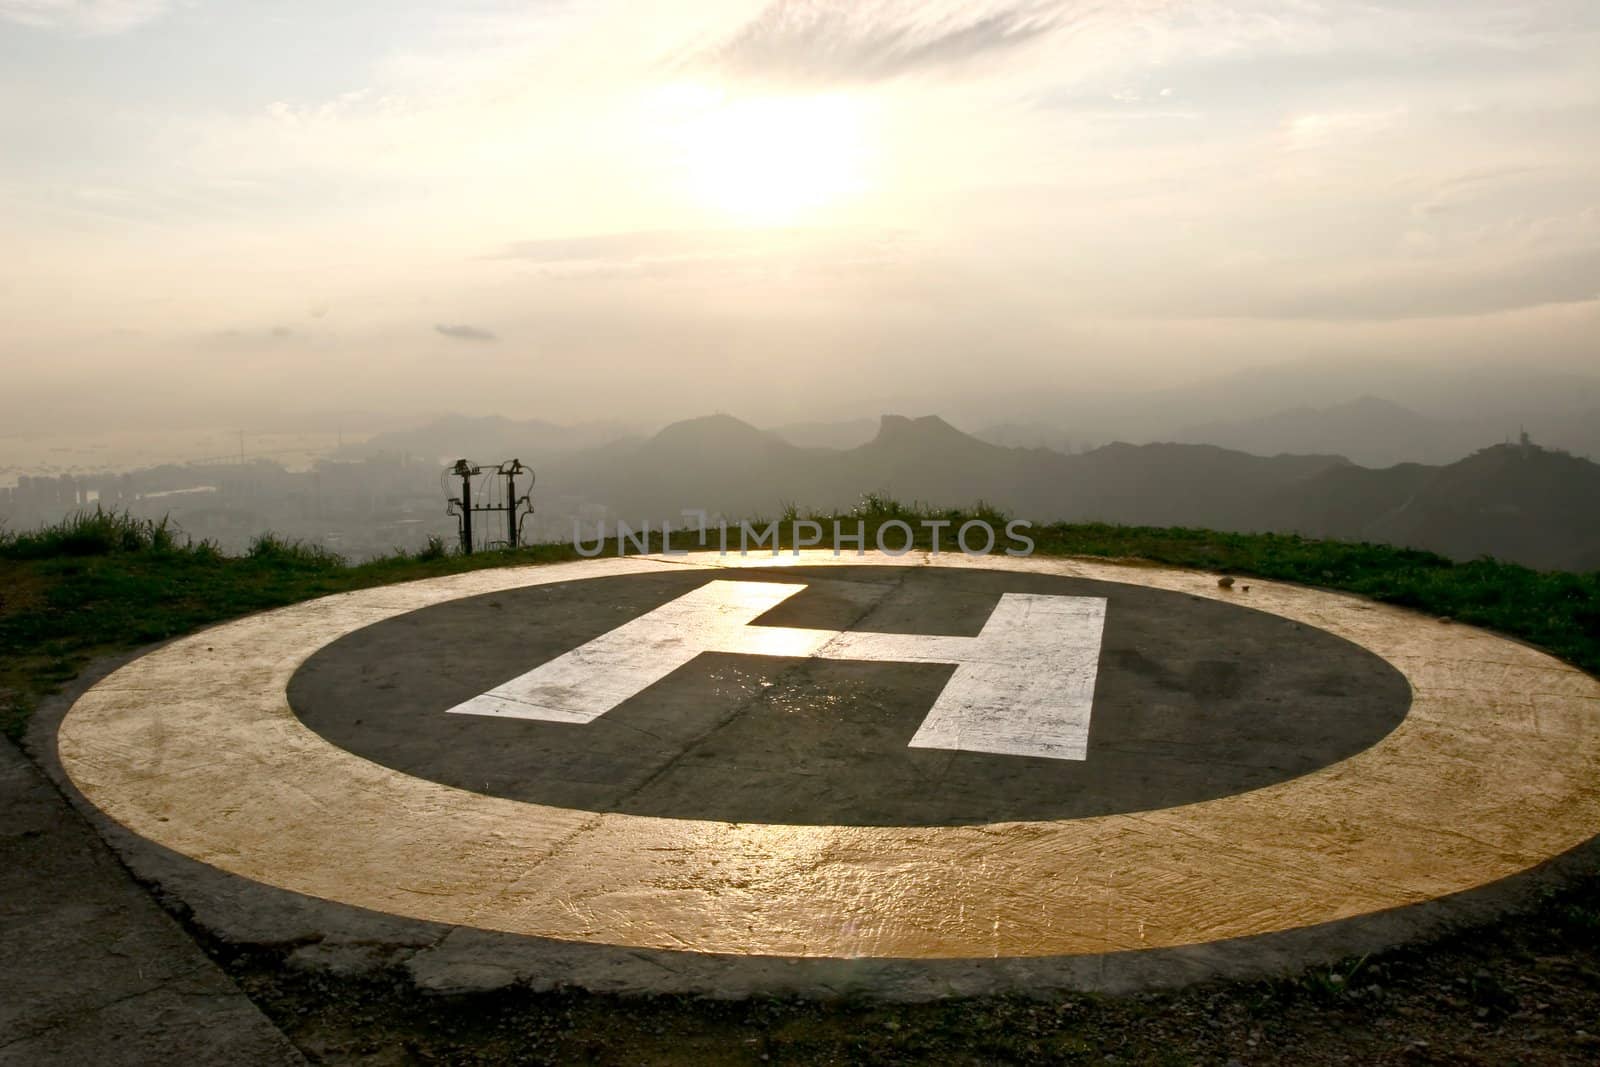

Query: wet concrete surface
<box><xmin>290</xmin><ymin>566</ymin><xmax>1412</xmax><ymax>825</ymax></box>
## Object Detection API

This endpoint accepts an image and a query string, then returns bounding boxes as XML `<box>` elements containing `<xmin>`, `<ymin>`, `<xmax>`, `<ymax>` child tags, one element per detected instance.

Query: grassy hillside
<box><xmin>3</xmin><ymin>505</ymin><xmax>1596</xmax><ymax>742</ymax></box>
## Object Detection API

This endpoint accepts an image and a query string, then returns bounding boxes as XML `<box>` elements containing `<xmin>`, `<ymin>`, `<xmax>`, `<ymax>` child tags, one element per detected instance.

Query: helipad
<box><xmin>51</xmin><ymin>551</ymin><xmax>1600</xmax><ymax>996</ymax></box>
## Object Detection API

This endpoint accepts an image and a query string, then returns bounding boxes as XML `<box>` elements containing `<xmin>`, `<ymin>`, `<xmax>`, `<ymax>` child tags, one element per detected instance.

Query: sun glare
<box><xmin>670</xmin><ymin>92</ymin><xmax>867</xmax><ymax>224</ymax></box>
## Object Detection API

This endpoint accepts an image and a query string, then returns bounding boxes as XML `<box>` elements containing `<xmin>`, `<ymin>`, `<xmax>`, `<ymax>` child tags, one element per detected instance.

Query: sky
<box><xmin>1</xmin><ymin>0</ymin><xmax>1597</xmax><ymax>432</ymax></box>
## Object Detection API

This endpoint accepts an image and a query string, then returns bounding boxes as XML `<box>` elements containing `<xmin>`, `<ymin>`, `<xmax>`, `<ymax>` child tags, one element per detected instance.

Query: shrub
<box><xmin>415</xmin><ymin>535</ymin><xmax>449</xmax><ymax>561</ymax></box>
<box><xmin>246</xmin><ymin>533</ymin><xmax>344</xmax><ymax>568</ymax></box>
<box><xmin>0</xmin><ymin>508</ymin><xmax>176</xmax><ymax>559</ymax></box>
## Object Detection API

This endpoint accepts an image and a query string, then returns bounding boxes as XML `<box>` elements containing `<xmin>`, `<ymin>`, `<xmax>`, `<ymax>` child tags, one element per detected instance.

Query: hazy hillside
<box><xmin>18</xmin><ymin>409</ymin><xmax>1592</xmax><ymax>569</ymax></box>
<box><xmin>1171</xmin><ymin>397</ymin><xmax>1467</xmax><ymax>467</ymax></box>
<box><xmin>534</xmin><ymin>415</ymin><xmax>834</xmax><ymax>525</ymax></box>
<box><xmin>538</xmin><ymin>413</ymin><xmax>1350</xmax><ymax>535</ymax></box>
<box><xmin>339</xmin><ymin>414</ymin><xmax>644</xmax><ymax>464</ymax></box>
<box><xmin>840</xmin><ymin>415</ymin><xmax>1029</xmax><ymax>510</ymax></box>
<box><xmin>343</xmin><ymin>360</ymin><xmax>1600</xmax><ymax>473</ymax></box>
<box><xmin>532</xmin><ymin>413</ymin><xmax>1597</xmax><ymax>570</ymax></box>
<box><xmin>1170</xmin><ymin>396</ymin><xmax>1600</xmax><ymax>469</ymax></box>
<box><xmin>1268</xmin><ymin>442</ymin><xmax>1600</xmax><ymax>572</ymax></box>
<box><xmin>1139</xmin><ymin>358</ymin><xmax>1600</xmax><ymax>427</ymax></box>
<box><xmin>1260</xmin><ymin>462</ymin><xmax>1435</xmax><ymax>544</ymax></box>
<box><xmin>971</xmin><ymin>363</ymin><xmax>1600</xmax><ymax>466</ymax></box>
<box><xmin>1052</xmin><ymin>442</ymin><xmax>1346</xmax><ymax>531</ymax></box>
<box><xmin>767</xmin><ymin>419</ymin><xmax>880</xmax><ymax>450</ymax></box>
<box><xmin>970</xmin><ymin>422</ymin><xmax>1093</xmax><ymax>454</ymax></box>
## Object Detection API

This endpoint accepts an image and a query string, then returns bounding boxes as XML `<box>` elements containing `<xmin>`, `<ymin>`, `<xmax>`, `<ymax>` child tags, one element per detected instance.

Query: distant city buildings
<box><xmin>0</xmin><ymin>454</ymin><xmax>461</xmax><ymax>560</ymax></box>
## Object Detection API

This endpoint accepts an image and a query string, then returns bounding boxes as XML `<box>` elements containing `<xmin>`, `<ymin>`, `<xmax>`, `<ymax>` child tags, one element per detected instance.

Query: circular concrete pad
<box><xmin>56</xmin><ymin>552</ymin><xmax>1600</xmax><ymax>992</ymax></box>
<box><xmin>289</xmin><ymin>566</ymin><xmax>1410</xmax><ymax>825</ymax></box>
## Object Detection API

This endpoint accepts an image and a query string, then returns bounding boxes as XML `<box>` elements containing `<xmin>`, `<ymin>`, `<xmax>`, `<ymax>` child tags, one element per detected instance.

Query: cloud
<box><xmin>434</xmin><ymin>323</ymin><xmax>498</xmax><ymax>342</ymax></box>
<box><xmin>495</xmin><ymin>227</ymin><xmax>910</xmax><ymax>281</ymax></box>
<box><xmin>702</xmin><ymin>0</ymin><xmax>1063</xmax><ymax>86</ymax></box>
<box><xmin>0</xmin><ymin>0</ymin><xmax>173</xmax><ymax>34</ymax></box>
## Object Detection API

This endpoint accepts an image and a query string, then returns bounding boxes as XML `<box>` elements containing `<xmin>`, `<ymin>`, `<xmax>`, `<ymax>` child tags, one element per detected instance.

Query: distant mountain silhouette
<box><xmin>346</xmin><ymin>357</ymin><xmax>1600</xmax><ymax>471</ymax></box>
<box><xmin>1268</xmin><ymin>441</ymin><xmax>1600</xmax><ymax>571</ymax></box>
<box><xmin>767</xmin><ymin>418</ymin><xmax>880</xmax><ymax>450</ymax></box>
<box><xmin>1056</xmin><ymin>442</ymin><xmax>1345</xmax><ymax>531</ymax></box>
<box><xmin>340</xmin><ymin>414</ymin><xmax>643</xmax><ymax>464</ymax></box>
<box><xmin>1138</xmin><ymin>359</ymin><xmax>1600</xmax><ymax>427</ymax></box>
<box><xmin>969</xmin><ymin>362</ymin><xmax>1600</xmax><ymax>466</ymax></box>
<box><xmin>981</xmin><ymin>394</ymin><xmax>1600</xmax><ymax>469</ymax></box>
<box><xmin>966</xmin><ymin>358</ymin><xmax>1600</xmax><ymax>441</ymax></box>
<box><xmin>533</xmin><ymin>414</ymin><xmax>1596</xmax><ymax>570</ymax></box>
<box><xmin>538</xmin><ymin>415</ymin><xmax>824</xmax><ymax>522</ymax></box>
<box><xmin>539</xmin><ymin>412</ymin><xmax>1343</xmax><ymax>535</ymax></box>
<box><xmin>845</xmin><ymin>415</ymin><xmax>1019</xmax><ymax>508</ymax></box>
<box><xmin>973</xmin><ymin>422</ymin><xmax>1093</xmax><ymax>454</ymax></box>
<box><xmin>1169</xmin><ymin>396</ymin><xmax>1600</xmax><ymax>469</ymax></box>
<box><xmin>1171</xmin><ymin>396</ymin><xmax>1468</xmax><ymax>467</ymax></box>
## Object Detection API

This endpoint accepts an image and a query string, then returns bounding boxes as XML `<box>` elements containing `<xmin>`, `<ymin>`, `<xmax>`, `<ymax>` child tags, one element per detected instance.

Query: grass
<box><xmin>0</xmin><ymin>508</ymin><xmax>181</xmax><ymax>558</ymax></box>
<box><xmin>1027</xmin><ymin>522</ymin><xmax>1600</xmax><ymax>676</ymax></box>
<box><xmin>2</xmin><ymin>502</ymin><xmax>1597</xmax><ymax>742</ymax></box>
<box><xmin>0</xmin><ymin>510</ymin><xmax>574</xmax><ymax>738</ymax></box>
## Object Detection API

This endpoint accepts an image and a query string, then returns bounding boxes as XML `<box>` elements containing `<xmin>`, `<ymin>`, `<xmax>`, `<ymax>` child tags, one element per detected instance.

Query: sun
<box><xmin>670</xmin><ymin>92</ymin><xmax>867</xmax><ymax>225</ymax></box>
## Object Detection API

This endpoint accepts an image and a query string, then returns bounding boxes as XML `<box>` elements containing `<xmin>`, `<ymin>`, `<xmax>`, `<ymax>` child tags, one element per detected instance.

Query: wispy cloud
<box><xmin>496</xmin><ymin>227</ymin><xmax>909</xmax><ymax>281</ymax></box>
<box><xmin>435</xmin><ymin>323</ymin><xmax>498</xmax><ymax>342</ymax></box>
<box><xmin>0</xmin><ymin>0</ymin><xmax>174</xmax><ymax>34</ymax></box>
<box><xmin>701</xmin><ymin>0</ymin><xmax>1064</xmax><ymax>86</ymax></box>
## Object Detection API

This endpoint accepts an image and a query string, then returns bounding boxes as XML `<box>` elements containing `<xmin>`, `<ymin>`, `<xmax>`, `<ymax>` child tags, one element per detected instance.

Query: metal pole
<box><xmin>505</xmin><ymin>461</ymin><xmax>519</xmax><ymax>548</ymax></box>
<box><xmin>456</xmin><ymin>461</ymin><xmax>474</xmax><ymax>555</ymax></box>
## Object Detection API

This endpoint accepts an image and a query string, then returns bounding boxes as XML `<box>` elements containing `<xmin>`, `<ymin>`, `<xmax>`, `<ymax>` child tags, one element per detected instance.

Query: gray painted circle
<box><xmin>288</xmin><ymin>565</ymin><xmax>1412</xmax><ymax>826</ymax></box>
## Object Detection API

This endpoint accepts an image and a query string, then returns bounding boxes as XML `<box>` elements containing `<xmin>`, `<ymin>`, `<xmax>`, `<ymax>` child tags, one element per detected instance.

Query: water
<box><xmin>0</xmin><ymin>429</ymin><xmax>367</xmax><ymax>488</ymax></box>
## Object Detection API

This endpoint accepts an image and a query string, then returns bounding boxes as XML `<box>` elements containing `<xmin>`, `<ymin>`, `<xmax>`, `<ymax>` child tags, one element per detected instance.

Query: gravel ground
<box><xmin>198</xmin><ymin>871</ymin><xmax>1600</xmax><ymax>1066</ymax></box>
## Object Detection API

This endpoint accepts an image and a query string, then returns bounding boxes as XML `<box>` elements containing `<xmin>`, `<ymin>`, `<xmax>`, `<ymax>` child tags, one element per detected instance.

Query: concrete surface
<box><xmin>40</xmin><ymin>551</ymin><xmax>1600</xmax><ymax>997</ymax></box>
<box><xmin>290</xmin><ymin>565</ymin><xmax>1410</xmax><ymax>825</ymax></box>
<box><xmin>0</xmin><ymin>737</ymin><xmax>303</xmax><ymax>1066</ymax></box>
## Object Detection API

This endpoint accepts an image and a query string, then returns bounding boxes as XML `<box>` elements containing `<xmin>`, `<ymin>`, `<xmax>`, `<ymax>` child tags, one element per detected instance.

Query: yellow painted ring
<box><xmin>57</xmin><ymin>551</ymin><xmax>1600</xmax><ymax>959</ymax></box>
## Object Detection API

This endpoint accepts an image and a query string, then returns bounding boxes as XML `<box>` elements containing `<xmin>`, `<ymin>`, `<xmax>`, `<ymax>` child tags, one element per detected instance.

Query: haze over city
<box><xmin>2</xmin><ymin>0</ymin><xmax>1597</xmax><ymax>435</ymax></box>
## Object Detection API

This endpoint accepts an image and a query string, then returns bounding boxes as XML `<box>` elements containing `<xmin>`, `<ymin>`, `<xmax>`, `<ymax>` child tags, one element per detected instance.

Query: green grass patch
<box><xmin>2</xmin><ymin>501</ymin><xmax>1596</xmax><ymax>741</ymax></box>
<box><xmin>0</xmin><ymin>508</ymin><xmax>180</xmax><ymax>559</ymax></box>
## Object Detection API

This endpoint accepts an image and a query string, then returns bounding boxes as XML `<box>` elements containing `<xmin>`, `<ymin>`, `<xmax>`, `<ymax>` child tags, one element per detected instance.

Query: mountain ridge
<box><xmin>534</xmin><ymin>413</ymin><xmax>1595</xmax><ymax>570</ymax></box>
<box><xmin>330</xmin><ymin>408</ymin><xmax>1597</xmax><ymax>570</ymax></box>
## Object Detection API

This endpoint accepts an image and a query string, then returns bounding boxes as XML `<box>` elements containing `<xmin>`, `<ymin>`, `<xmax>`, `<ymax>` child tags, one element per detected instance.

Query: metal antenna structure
<box><xmin>445</xmin><ymin>458</ymin><xmax>534</xmax><ymax>555</ymax></box>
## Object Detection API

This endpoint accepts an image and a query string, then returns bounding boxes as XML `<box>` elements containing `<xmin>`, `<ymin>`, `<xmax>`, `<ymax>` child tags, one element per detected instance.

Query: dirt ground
<box><xmin>200</xmin><ymin>873</ymin><xmax>1600</xmax><ymax>1066</ymax></box>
